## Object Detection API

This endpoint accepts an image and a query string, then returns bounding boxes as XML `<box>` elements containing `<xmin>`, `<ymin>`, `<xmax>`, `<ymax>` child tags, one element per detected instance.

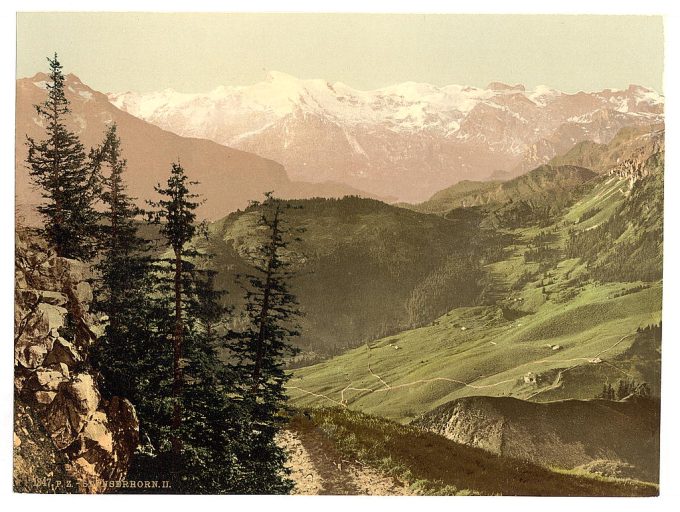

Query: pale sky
<box><xmin>16</xmin><ymin>13</ymin><xmax>664</xmax><ymax>93</ymax></box>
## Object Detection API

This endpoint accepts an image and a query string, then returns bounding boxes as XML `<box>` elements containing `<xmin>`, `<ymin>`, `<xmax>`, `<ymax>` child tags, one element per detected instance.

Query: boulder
<box><xmin>39</xmin><ymin>291</ymin><xmax>68</xmax><ymax>307</ymax></box>
<box><xmin>55</xmin><ymin>257</ymin><xmax>92</xmax><ymax>283</ymax></box>
<box><xmin>14</xmin><ymin>303</ymin><xmax>67</xmax><ymax>369</ymax></box>
<box><xmin>67</xmin><ymin>457</ymin><xmax>102</xmax><ymax>493</ymax></box>
<box><xmin>66</xmin><ymin>399</ymin><xmax>139</xmax><ymax>488</ymax></box>
<box><xmin>106</xmin><ymin>397</ymin><xmax>140</xmax><ymax>479</ymax></box>
<box><xmin>45</xmin><ymin>338</ymin><xmax>82</xmax><ymax>367</ymax></box>
<box><xmin>35</xmin><ymin>391</ymin><xmax>58</xmax><ymax>405</ymax></box>
<box><xmin>45</xmin><ymin>374</ymin><xmax>100</xmax><ymax>449</ymax></box>
<box><xmin>80</xmin><ymin>412</ymin><xmax>114</xmax><ymax>453</ymax></box>
<box><xmin>23</xmin><ymin>364</ymin><xmax>71</xmax><ymax>406</ymax></box>
<box><xmin>25</xmin><ymin>367</ymin><xmax>69</xmax><ymax>391</ymax></box>
<box><xmin>74</xmin><ymin>282</ymin><xmax>93</xmax><ymax>308</ymax></box>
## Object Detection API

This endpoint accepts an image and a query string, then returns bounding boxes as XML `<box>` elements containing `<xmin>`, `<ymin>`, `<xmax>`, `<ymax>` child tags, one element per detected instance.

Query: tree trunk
<box><xmin>171</xmin><ymin>248</ymin><xmax>183</xmax><ymax>457</ymax></box>
<box><xmin>251</xmin><ymin>207</ymin><xmax>280</xmax><ymax>393</ymax></box>
<box><xmin>51</xmin><ymin>100</ymin><xmax>64</xmax><ymax>258</ymax></box>
<box><xmin>109</xmin><ymin>178</ymin><xmax>120</xmax><ymax>334</ymax></box>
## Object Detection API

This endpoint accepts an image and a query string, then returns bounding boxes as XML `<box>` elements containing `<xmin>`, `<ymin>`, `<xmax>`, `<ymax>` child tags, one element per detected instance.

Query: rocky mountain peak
<box><xmin>486</xmin><ymin>81</ymin><xmax>526</xmax><ymax>92</ymax></box>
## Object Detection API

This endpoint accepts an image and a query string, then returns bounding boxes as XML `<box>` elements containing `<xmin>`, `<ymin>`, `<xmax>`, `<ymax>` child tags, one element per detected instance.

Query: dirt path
<box><xmin>278</xmin><ymin>428</ymin><xmax>415</xmax><ymax>495</ymax></box>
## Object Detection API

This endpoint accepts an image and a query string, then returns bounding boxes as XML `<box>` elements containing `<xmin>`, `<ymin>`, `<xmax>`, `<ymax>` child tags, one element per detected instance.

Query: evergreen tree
<box><xmin>598</xmin><ymin>383</ymin><xmax>614</xmax><ymax>400</ymax></box>
<box><xmin>169</xmin><ymin>270</ymin><xmax>251</xmax><ymax>493</ymax></box>
<box><xmin>88</xmin><ymin>123</ymin><xmax>155</xmax><ymax>401</ymax></box>
<box><xmin>25</xmin><ymin>53</ymin><xmax>99</xmax><ymax>260</ymax></box>
<box><xmin>144</xmin><ymin>162</ymin><xmax>250</xmax><ymax>493</ymax></box>
<box><xmin>229</xmin><ymin>192</ymin><xmax>302</xmax><ymax>494</ymax></box>
<box><xmin>147</xmin><ymin>162</ymin><xmax>202</xmax><ymax>464</ymax></box>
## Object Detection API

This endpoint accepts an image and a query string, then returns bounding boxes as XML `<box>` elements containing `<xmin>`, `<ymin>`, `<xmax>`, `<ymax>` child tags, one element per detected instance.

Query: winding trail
<box><xmin>278</xmin><ymin>428</ymin><xmax>414</xmax><ymax>495</ymax></box>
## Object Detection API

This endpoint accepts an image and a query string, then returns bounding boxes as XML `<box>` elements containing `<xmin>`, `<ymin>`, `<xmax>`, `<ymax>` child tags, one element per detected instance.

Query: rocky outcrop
<box><xmin>607</xmin><ymin>131</ymin><xmax>665</xmax><ymax>187</ymax></box>
<box><xmin>413</xmin><ymin>395</ymin><xmax>660</xmax><ymax>483</ymax></box>
<box><xmin>14</xmin><ymin>231</ymin><xmax>139</xmax><ymax>493</ymax></box>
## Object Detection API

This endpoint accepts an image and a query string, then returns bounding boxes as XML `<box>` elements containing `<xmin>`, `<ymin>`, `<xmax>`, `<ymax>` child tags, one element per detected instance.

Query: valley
<box><xmin>280</xmin><ymin>126</ymin><xmax>663</xmax><ymax>489</ymax></box>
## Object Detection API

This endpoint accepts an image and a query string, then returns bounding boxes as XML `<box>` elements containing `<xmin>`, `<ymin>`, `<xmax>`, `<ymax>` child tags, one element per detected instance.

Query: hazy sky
<box><xmin>17</xmin><ymin>13</ymin><xmax>664</xmax><ymax>93</ymax></box>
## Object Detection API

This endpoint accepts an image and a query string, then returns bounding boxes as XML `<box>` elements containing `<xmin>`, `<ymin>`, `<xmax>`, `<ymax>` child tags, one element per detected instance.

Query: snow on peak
<box><xmin>108</xmin><ymin>73</ymin><xmax>664</xmax><ymax>140</ymax></box>
<box><xmin>265</xmin><ymin>70</ymin><xmax>302</xmax><ymax>84</ymax></box>
<box><xmin>527</xmin><ymin>85</ymin><xmax>561</xmax><ymax>106</ymax></box>
<box><xmin>631</xmin><ymin>86</ymin><xmax>664</xmax><ymax>106</ymax></box>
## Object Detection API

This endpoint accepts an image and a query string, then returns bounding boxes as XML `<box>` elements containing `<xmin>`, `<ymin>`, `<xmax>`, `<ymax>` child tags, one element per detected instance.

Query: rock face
<box><xmin>413</xmin><ymin>395</ymin><xmax>660</xmax><ymax>483</ymax></box>
<box><xmin>14</xmin><ymin>231</ymin><xmax>139</xmax><ymax>493</ymax></box>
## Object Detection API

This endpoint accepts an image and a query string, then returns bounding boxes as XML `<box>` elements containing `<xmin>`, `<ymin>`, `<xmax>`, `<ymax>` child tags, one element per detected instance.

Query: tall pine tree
<box><xmin>26</xmin><ymin>53</ymin><xmax>99</xmax><ymax>260</ymax></box>
<box><xmin>229</xmin><ymin>192</ymin><xmax>302</xmax><ymax>494</ymax></box>
<box><xmin>147</xmin><ymin>162</ymin><xmax>201</xmax><ymax>463</ymax></box>
<box><xmin>89</xmin><ymin>123</ymin><xmax>154</xmax><ymax>401</ymax></box>
<box><xmin>145</xmin><ymin>162</ymin><xmax>250</xmax><ymax>493</ymax></box>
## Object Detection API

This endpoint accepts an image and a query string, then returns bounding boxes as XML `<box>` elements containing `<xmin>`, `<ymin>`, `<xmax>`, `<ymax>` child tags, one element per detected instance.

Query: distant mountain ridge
<box><xmin>407</xmin><ymin>124</ymin><xmax>662</xmax><ymax>216</ymax></box>
<box><xmin>408</xmin><ymin>165</ymin><xmax>597</xmax><ymax>216</ymax></box>
<box><xmin>110</xmin><ymin>72</ymin><xmax>663</xmax><ymax>202</ymax></box>
<box><xmin>16</xmin><ymin>73</ymin><xmax>379</xmax><ymax>223</ymax></box>
<box><xmin>549</xmin><ymin>124</ymin><xmax>664</xmax><ymax>172</ymax></box>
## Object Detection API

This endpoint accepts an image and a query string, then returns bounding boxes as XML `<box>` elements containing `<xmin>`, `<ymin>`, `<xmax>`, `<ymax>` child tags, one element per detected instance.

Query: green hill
<box><xmin>202</xmin><ymin>196</ymin><xmax>493</xmax><ymax>358</ymax></box>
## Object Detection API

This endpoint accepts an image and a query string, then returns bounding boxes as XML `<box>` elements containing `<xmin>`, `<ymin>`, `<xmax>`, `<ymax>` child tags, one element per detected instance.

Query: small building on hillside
<box><xmin>524</xmin><ymin>372</ymin><xmax>537</xmax><ymax>385</ymax></box>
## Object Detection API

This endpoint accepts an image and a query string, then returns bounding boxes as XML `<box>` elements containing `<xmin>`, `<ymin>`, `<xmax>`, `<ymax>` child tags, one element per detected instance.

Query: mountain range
<box><xmin>16</xmin><ymin>73</ymin><xmax>375</xmax><ymax>223</ymax></box>
<box><xmin>110</xmin><ymin>72</ymin><xmax>664</xmax><ymax>202</ymax></box>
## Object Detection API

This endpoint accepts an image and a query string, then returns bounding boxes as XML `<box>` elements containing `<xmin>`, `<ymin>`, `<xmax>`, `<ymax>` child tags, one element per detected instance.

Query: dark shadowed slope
<box><xmin>414</xmin><ymin>395</ymin><xmax>660</xmax><ymax>483</ymax></box>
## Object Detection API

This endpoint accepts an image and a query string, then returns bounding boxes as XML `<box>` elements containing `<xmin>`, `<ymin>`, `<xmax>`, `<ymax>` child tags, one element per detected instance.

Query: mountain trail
<box><xmin>278</xmin><ymin>428</ymin><xmax>415</xmax><ymax>495</ymax></box>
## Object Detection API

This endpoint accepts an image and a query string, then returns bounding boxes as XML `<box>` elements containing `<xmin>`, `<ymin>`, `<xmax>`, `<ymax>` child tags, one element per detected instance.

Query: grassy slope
<box><xmin>288</xmin><ymin>170</ymin><xmax>662</xmax><ymax>422</ymax></box>
<box><xmin>289</xmin><ymin>408</ymin><xmax>657</xmax><ymax>496</ymax></box>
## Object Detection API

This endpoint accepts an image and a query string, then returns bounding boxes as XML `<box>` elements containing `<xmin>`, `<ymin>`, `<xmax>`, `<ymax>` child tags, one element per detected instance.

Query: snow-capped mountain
<box><xmin>110</xmin><ymin>72</ymin><xmax>664</xmax><ymax>202</ymax></box>
<box><xmin>16</xmin><ymin>73</ymin><xmax>378</xmax><ymax>224</ymax></box>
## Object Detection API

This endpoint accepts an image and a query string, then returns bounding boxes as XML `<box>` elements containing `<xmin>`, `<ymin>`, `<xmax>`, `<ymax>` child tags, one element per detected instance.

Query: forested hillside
<box><xmin>202</xmin><ymin>197</ymin><xmax>494</xmax><ymax>358</ymax></box>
